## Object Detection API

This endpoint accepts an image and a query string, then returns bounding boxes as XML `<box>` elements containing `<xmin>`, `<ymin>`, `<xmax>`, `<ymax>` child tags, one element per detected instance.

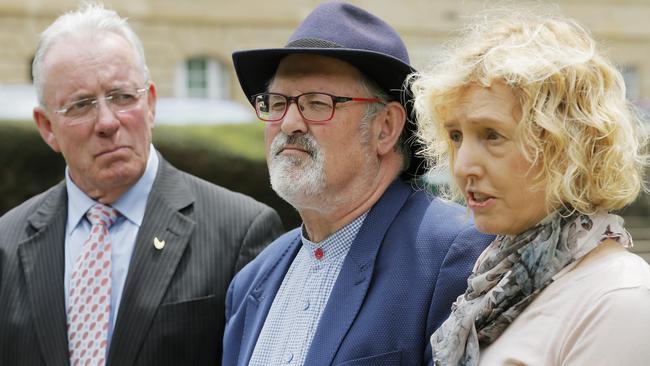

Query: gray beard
<box><xmin>268</xmin><ymin>132</ymin><xmax>327</xmax><ymax>209</ymax></box>
<box><xmin>268</xmin><ymin>125</ymin><xmax>379</xmax><ymax>213</ymax></box>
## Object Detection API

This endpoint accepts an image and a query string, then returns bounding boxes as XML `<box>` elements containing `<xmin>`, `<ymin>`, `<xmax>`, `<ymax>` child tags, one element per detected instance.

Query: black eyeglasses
<box><xmin>252</xmin><ymin>92</ymin><xmax>385</xmax><ymax>123</ymax></box>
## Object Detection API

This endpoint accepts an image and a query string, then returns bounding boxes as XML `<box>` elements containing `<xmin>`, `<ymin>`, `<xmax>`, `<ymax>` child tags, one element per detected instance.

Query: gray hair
<box><xmin>32</xmin><ymin>2</ymin><xmax>150</xmax><ymax>106</ymax></box>
<box><xmin>357</xmin><ymin>75</ymin><xmax>387</xmax><ymax>143</ymax></box>
<box><xmin>358</xmin><ymin>74</ymin><xmax>409</xmax><ymax>169</ymax></box>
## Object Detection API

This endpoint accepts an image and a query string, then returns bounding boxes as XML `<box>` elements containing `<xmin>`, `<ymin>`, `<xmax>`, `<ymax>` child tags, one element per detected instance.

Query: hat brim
<box><xmin>232</xmin><ymin>47</ymin><xmax>427</xmax><ymax>178</ymax></box>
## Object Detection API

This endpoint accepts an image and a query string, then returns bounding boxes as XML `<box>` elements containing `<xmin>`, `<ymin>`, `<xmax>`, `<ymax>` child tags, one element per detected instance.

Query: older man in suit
<box><xmin>0</xmin><ymin>4</ymin><xmax>283</xmax><ymax>365</ymax></box>
<box><xmin>223</xmin><ymin>2</ymin><xmax>494</xmax><ymax>365</ymax></box>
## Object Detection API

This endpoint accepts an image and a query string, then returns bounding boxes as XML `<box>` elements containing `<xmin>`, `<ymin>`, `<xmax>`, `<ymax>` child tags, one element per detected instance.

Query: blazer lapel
<box><xmin>107</xmin><ymin>159</ymin><xmax>196</xmax><ymax>366</ymax></box>
<box><xmin>17</xmin><ymin>182</ymin><xmax>70</xmax><ymax>366</ymax></box>
<box><xmin>238</xmin><ymin>232</ymin><xmax>302</xmax><ymax>366</ymax></box>
<box><xmin>303</xmin><ymin>180</ymin><xmax>411</xmax><ymax>365</ymax></box>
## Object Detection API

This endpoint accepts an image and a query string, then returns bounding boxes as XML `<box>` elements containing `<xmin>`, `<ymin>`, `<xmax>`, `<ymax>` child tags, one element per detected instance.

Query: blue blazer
<box><xmin>223</xmin><ymin>180</ymin><xmax>493</xmax><ymax>365</ymax></box>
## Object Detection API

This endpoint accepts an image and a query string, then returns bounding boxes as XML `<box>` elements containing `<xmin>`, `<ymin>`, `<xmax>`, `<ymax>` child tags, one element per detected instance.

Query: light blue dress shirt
<box><xmin>249</xmin><ymin>212</ymin><xmax>368</xmax><ymax>366</ymax></box>
<box><xmin>64</xmin><ymin>144</ymin><xmax>159</xmax><ymax>349</ymax></box>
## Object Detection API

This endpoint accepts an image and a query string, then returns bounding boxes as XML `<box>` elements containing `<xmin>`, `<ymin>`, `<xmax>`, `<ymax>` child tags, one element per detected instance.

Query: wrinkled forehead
<box><xmin>44</xmin><ymin>32</ymin><xmax>138</xmax><ymax>70</ymax></box>
<box><xmin>271</xmin><ymin>54</ymin><xmax>365</xmax><ymax>89</ymax></box>
<box><xmin>40</xmin><ymin>32</ymin><xmax>145</xmax><ymax>106</ymax></box>
<box><xmin>439</xmin><ymin>81</ymin><xmax>522</xmax><ymax>122</ymax></box>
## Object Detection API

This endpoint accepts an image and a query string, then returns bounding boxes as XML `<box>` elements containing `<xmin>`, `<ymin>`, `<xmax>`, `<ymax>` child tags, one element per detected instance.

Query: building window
<box><xmin>175</xmin><ymin>56</ymin><xmax>229</xmax><ymax>99</ymax></box>
<box><xmin>187</xmin><ymin>58</ymin><xmax>208</xmax><ymax>97</ymax></box>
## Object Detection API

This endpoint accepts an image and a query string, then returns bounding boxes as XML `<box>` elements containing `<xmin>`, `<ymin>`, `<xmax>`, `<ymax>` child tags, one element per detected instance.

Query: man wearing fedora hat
<box><xmin>223</xmin><ymin>2</ymin><xmax>492</xmax><ymax>365</ymax></box>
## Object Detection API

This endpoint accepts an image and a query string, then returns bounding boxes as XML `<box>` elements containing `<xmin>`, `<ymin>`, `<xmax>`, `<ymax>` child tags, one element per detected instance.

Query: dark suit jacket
<box><xmin>0</xmin><ymin>156</ymin><xmax>284</xmax><ymax>366</ymax></box>
<box><xmin>223</xmin><ymin>180</ymin><xmax>493</xmax><ymax>366</ymax></box>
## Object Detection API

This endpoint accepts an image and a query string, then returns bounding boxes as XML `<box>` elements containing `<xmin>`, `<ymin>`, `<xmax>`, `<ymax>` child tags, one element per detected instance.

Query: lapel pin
<box><xmin>153</xmin><ymin>237</ymin><xmax>165</xmax><ymax>250</ymax></box>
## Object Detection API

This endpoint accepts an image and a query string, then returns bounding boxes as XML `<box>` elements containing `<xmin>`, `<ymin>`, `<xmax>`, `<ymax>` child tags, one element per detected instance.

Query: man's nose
<box><xmin>93</xmin><ymin>98</ymin><xmax>120</xmax><ymax>133</ymax></box>
<box><xmin>280</xmin><ymin>102</ymin><xmax>308</xmax><ymax>135</ymax></box>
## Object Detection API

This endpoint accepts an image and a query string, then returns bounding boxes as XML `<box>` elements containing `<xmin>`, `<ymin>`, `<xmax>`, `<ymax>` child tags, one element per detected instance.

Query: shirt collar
<box><xmin>300</xmin><ymin>211</ymin><xmax>368</xmax><ymax>265</ymax></box>
<box><xmin>66</xmin><ymin>144</ymin><xmax>159</xmax><ymax>234</ymax></box>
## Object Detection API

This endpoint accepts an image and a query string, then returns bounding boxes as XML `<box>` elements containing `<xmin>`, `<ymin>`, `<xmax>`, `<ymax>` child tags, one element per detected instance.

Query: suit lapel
<box><xmin>238</xmin><ymin>231</ymin><xmax>302</xmax><ymax>366</ymax></box>
<box><xmin>304</xmin><ymin>180</ymin><xmax>412</xmax><ymax>365</ymax></box>
<box><xmin>17</xmin><ymin>182</ymin><xmax>70</xmax><ymax>366</ymax></box>
<box><xmin>107</xmin><ymin>159</ymin><xmax>196</xmax><ymax>366</ymax></box>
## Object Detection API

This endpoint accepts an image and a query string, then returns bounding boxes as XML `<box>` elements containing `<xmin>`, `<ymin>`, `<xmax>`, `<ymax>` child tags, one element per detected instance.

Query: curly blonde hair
<box><xmin>410</xmin><ymin>10</ymin><xmax>648</xmax><ymax>214</ymax></box>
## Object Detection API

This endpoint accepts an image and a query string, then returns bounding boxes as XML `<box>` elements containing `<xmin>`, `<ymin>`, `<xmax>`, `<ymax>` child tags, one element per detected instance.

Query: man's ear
<box><xmin>375</xmin><ymin>101</ymin><xmax>406</xmax><ymax>156</ymax></box>
<box><xmin>33</xmin><ymin>107</ymin><xmax>61</xmax><ymax>152</ymax></box>
<box><xmin>145</xmin><ymin>82</ymin><xmax>157</xmax><ymax>127</ymax></box>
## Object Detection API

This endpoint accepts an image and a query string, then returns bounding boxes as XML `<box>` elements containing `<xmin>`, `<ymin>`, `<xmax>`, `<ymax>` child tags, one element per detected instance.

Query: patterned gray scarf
<box><xmin>431</xmin><ymin>210</ymin><xmax>632</xmax><ymax>366</ymax></box>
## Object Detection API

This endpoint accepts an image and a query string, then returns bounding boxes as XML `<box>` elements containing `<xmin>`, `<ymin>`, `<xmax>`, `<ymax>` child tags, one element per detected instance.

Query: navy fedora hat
<box><xmin>232</xmin><ymin>1</ymin><xmax>425</xmax><ymax>178</ymax></box>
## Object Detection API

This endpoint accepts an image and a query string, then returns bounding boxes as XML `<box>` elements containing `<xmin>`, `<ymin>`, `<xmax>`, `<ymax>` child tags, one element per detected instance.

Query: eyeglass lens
<box><xmin>255</xmin><ymin>93</ymin><xmax>335</xmax><ymax>122</ymax></box>
<box><xmin>59</xmin><ymin>88</ymin><xmax>147</xmax><ymax>125</ymax></box>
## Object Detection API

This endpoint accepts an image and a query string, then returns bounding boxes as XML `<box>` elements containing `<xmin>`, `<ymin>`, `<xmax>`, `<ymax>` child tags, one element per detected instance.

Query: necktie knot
<box><xmin>86</xmin><ymin>203</ymin><xmax>120</xmax><ymax>228</ymax></box>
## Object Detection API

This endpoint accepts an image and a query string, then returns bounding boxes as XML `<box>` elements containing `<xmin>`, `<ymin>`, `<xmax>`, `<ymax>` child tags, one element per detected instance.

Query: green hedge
<box><xmin>2</xmin><ymin>121</ymin><xmax>647</xmax><ymax>230</ymax></box>
<box><xmin>0</xmin><ymin>121</ymin><xmax>301</xmax><ymax>230</ymax></box>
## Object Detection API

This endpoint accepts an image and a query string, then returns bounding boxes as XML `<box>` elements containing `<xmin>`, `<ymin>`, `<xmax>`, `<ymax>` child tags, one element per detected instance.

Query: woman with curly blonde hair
<box><xmin>411</xmin><ymin>10</ymin><xmax>650</xmax><ymax>366</ymax></box>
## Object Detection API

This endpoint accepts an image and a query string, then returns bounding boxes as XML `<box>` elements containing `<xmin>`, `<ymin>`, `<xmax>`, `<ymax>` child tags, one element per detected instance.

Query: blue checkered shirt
<box><xmin>248</xmin><ymin>212</ymin><xmax>368</xmax><ymax>366</ymax></box>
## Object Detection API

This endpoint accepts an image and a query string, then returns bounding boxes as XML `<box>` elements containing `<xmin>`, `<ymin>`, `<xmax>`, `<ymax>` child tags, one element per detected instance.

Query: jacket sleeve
<box><xmin>424</xmin><ymin>226</ymin><xmax>493</xmax><ymax>365</ymax></box>
<box><xmin>234</xmin><ymin>206</ymin><xmax>284</xmax><ymax>274</ymax></box>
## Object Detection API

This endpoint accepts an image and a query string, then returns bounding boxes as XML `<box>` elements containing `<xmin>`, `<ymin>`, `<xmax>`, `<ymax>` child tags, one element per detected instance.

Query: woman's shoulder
<box><xmin>478</xmin><ymin>242</ymin><xmax>650</xmax><ymax>366</ymax></box>
<box><xmin>531</xmin><ymin>240</ymin><xmax>650</xmax><ymax>326</ymax></box>
<box><xmin>553</xmin><ymin>243</ymin><xmax>650</xmax><ymax>365</ymax></box>
<box><xmin>568</xmin><ymin>240</ymin><xmax>650</xmax><ymax>292</ymax></box>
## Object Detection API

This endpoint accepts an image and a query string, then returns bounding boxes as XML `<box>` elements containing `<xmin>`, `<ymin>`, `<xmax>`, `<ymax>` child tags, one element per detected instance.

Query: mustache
<box><xmin>270</xmin><ymin>133</ymin><xmax>319</xmax><ymax>158</ymax></box>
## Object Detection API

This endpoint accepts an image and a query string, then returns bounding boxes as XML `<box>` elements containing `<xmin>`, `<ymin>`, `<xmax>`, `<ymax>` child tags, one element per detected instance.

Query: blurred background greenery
<box><xmin>0</xmin><ymin>120</ymin><xmax>302</xmax><ymax>229</ymax></box>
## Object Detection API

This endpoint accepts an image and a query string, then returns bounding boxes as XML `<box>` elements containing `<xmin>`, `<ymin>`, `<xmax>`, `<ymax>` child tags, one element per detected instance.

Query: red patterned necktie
<box><xmin>67</xmin><ymin>203</ymin><xmax>120</xmax><ymax>366</ymax></box>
